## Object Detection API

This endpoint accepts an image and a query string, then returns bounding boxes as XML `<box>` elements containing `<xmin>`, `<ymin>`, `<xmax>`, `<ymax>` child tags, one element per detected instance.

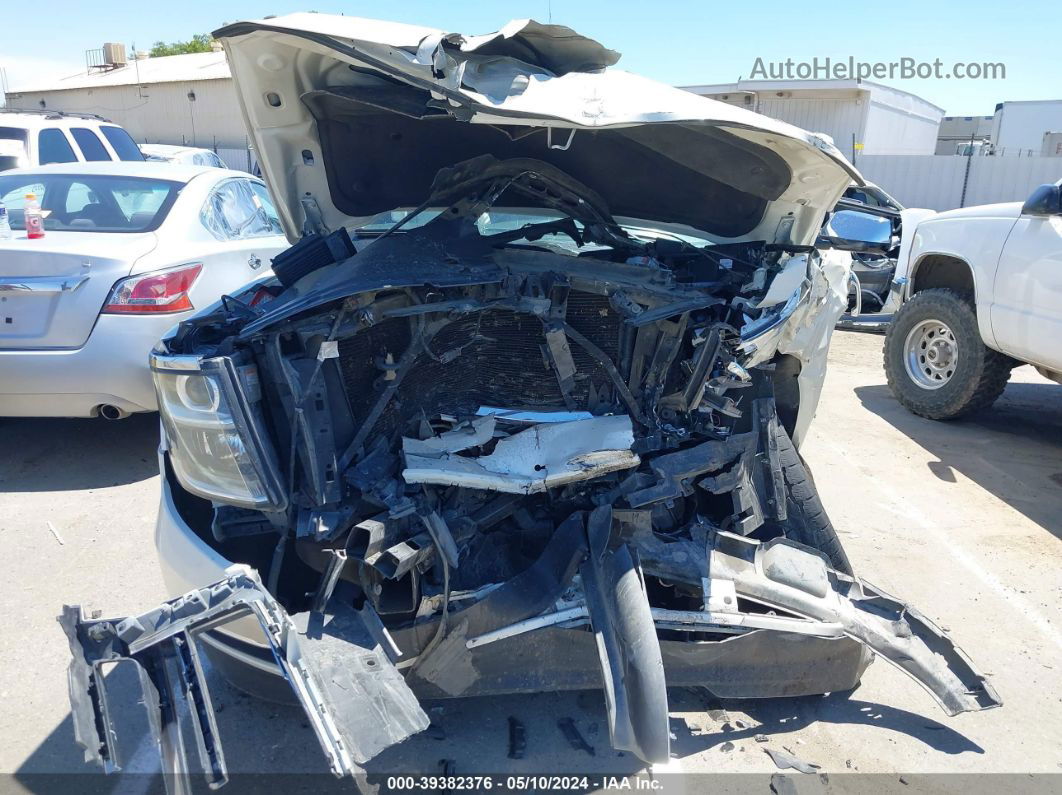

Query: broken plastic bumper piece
<box><xmin>707</xmin><ymin>533</ymin><xmax>1002</xmax><ymax>716</ymax></box>
<box><xmin>60</xmin><ymin>533</ymin><xmax>1000</xmax><ymax>787</ymax></box>
<box><xmin>460</xmin><ymin>525</ymin><xmax>1000</xmax><ymax>765</ymax></box>
<box><xmin>59</xmin><ymin>565</ymin><xmax>427</xmax><ymax>788</ymax></box>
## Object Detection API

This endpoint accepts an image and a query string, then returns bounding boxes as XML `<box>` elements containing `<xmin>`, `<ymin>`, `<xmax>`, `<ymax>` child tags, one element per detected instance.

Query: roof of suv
<box><xmin>0</xmin><ymin>160</ymin><xmax>248</xmax><ymax>183</ymax></box>
<box><xmin>0</xmin><ymin>109</ymin><xmax>117</xmax><ymax>130</ymax></box>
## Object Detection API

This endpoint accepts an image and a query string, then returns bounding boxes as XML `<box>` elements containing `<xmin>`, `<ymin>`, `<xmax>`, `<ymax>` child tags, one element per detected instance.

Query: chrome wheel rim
<box><xmin>903</xmin><ymin>319</ymin><xmax>958</xmax><ymax>390</ymax></box>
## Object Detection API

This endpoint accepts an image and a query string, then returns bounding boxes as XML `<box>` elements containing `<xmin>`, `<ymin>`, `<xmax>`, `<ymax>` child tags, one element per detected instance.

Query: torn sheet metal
<box><xmin>739</xmin><ymin>248</ymin><xmax>851</xmax><ymax>447</ymax></box>
<box><xmin>403</xmin><ymin>415</ymin><xmax>640</xmax><ymax>494</ymax></box>
<box><xmin>475</xmin><ymin>406</ymin><xmax>594</xmax><ymax>423</ymax></box>
<box><xmin>402</xmin><ymin>416</ymin><xmax>497</xmax><ymax>458</ymax></box>
<box><xmin>708</xmin><ymin>533</ymin><xmax>1002</xmax><ymax>716</ymax></box>
<box><xmin>475</xmin><ymin>405</ymin><xmax>594</xmax><ymax>424</ymax></box>
<box><xmin>59</xmin><ymin>566</ymin><xmax>428</xmax><ymax>787</ymax></box>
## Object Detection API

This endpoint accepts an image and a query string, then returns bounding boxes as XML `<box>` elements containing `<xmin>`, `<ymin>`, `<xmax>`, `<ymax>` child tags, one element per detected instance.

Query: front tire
<box><xmin>884</xmin><ymin>288</ymin><xmax>1012</xmax><ymax>420</ymax></box>
<box><xmin>775</xmin><ymin>423</ymin><xmax>853</xmax><ymax>575</ymax></box>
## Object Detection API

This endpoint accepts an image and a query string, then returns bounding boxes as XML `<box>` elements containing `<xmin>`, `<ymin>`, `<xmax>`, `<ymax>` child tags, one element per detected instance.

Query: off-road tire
<box><xmin>776</xmin><ymin>423</ymin><xmax>853</xmax><ymax>575</ymax></box>
<box><xmin>884</xmin><ymin>289</ymin><xmax>1012</xmax><ymax>420</ymax></box>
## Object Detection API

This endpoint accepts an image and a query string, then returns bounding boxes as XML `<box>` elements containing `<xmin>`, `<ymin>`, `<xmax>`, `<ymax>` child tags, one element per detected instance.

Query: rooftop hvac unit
<box><xmin>102</xmin><ymin>43</ymin><xmax>127</xmax><ymax>67</ymax></box>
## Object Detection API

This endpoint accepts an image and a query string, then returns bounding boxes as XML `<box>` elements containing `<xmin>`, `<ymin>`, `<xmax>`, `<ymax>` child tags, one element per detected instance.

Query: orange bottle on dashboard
<box><xmin>24</xmin><ymin>193</ymin><xmax>44</xmax><ymax>239</ymax></box>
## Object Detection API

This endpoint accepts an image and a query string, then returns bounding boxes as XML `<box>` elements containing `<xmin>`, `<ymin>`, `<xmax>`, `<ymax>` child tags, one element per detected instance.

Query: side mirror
<box><xmin>817</xmin><ymin>208</ymin><xmax>896</xmax><ymax>253</ymax></box>
<box><xmin>1021</xmin><ymin>183</ymin><xmax>1062</xmax><ymax>216</ymax></box>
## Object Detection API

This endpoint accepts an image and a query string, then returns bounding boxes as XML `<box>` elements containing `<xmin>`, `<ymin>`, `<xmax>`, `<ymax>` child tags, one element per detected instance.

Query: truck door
<box><xmin>991</xmin><ymin>182</ymin><xmax>1062</xmax><ymax>370</ymax></box>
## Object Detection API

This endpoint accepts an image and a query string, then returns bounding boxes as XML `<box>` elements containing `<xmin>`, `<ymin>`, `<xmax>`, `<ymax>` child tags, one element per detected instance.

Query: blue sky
<box><xmin>1</xmin><ymin>0</ymin><xmax>1057</xmax><ymax>115</ymax></box>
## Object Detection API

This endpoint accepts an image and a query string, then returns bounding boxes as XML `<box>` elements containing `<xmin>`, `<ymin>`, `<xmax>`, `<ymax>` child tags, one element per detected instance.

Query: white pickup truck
<box><xmin>884</xmin><ymin>180</ymin><xmax>1062</xmax><ymax>418</ymax></box>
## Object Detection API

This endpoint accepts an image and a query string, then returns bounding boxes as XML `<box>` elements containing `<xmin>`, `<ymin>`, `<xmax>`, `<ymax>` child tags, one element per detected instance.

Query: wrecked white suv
<box><xmin>60</xmin><ymin>14</ymin><xmax>999</xmax><ymax>786</ymax></box>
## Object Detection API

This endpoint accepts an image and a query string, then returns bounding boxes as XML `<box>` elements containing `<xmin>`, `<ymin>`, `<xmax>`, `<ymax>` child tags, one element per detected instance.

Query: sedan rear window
<box><xmin>99</xmin><ymin>126</ymin><xmax>145</xmax><ymax>161</ymax></box>
<box><xmin>0</xmin><ymin>173</ymin><xmax>181</xmax><ymax>233</ymax></box>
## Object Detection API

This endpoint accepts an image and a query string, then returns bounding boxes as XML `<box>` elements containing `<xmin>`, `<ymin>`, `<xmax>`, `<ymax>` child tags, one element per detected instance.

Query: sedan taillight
<box><xmin>103</xmin><ymin>263</ymin><xmax>203</xmax><ymax>314</ymax></box>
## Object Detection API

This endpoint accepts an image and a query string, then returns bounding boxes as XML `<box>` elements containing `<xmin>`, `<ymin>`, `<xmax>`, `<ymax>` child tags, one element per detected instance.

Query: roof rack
<box><xmin>0</xmin><ymin>108</ymin><xmax>113</xmax><ymax>123</ymax></box>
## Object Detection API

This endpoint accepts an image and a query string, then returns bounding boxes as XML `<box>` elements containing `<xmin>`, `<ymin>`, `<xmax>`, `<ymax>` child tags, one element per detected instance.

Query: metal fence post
<box><xmin>959</xmin><ymin>144</ymin><xmax>974</xmax><ymax>208</ymax></box>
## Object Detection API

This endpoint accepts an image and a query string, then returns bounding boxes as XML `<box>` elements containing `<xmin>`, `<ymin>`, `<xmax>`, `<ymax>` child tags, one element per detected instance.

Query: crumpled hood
<box><xmin>214</xmin><ymin>14</ymin><xmax>861</xmax><ymax>244</ymax></box>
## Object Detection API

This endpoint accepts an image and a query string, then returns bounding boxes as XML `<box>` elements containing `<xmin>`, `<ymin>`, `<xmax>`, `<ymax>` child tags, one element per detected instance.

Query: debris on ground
<box><xmin>755</xmin><ymin>734</ymin><xmax>770</xmax><ymax>743</ymax></box>
<box><xmin>719</xmin><ymin>741</ymin><xmax>735</xmax><ymax>752</ymax></box>
<box><xmin>764</xmin><ymin>747</ymin><xmax>822</xmax><ymax>774</ymax></box>
<box><xmin>46</xmin><ymin>521</ymin><xmax>64</xmax><ymax>546</ymax></box>
<box><xmin>557</xmin><ymin>718</ymin><xmax>595</xmax><ymax>756</ymax></box>
<box><xmin>508</xmin><ymin>717</ymin><xmax>526</xmax><ymax>759</ymax></box>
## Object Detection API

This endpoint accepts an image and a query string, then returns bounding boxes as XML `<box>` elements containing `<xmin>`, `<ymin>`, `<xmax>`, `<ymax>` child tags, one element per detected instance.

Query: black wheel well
<box><xmin>911</xmin><ymin>254</ymin><xmax>974</xmax><ymax>298</ymax></box>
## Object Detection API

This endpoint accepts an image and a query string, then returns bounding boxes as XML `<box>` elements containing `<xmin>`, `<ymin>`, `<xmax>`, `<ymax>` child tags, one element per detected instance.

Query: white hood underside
<box><xmin>214</xmin><ymin>14</ymin><xmax>860</xmax><ymax>245</ymax></box>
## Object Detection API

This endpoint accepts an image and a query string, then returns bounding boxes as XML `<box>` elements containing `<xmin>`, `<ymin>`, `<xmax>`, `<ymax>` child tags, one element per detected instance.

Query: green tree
<box><xmin>149</xmin><ymin>34</ymin><xmax>214</xmax><ymax>57</ymax></box>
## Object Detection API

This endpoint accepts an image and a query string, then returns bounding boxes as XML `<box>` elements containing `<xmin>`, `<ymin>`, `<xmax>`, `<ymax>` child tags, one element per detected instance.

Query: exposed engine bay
<box><xmin>62</xmin><ymin>157</ymin><xmax>1000</xmax><ymax>787</ymax></box>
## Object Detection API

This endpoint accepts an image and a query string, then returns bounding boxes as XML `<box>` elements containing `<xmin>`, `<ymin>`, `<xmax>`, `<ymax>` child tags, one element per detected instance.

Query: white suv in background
<box><xmin>0</xmin><ymin>109</ymin><xmax>144</xmax><ymax>171</ymax></box>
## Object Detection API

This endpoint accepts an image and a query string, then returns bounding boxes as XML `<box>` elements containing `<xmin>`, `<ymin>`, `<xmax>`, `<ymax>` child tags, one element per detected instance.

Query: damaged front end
<box><xmin>60</xmin><ymin>13</ymin><xmax>999</xmax><ymax>788</ymax></box>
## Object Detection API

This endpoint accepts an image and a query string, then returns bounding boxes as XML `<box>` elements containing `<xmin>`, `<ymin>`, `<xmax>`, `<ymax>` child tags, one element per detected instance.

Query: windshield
<box><xmin>0</xmin><ymin>173</ymin><xmax>181</xmax><ymax>233</ymax></box>
<box><xmin>843</xmin><ymin>185</ymin><xmax>904</xmax><ymax>211</ymax></box>
<box><xmin>355</xmin><ymin>209</ymin><xmax>716</xmax><ymax>253</ymax></box>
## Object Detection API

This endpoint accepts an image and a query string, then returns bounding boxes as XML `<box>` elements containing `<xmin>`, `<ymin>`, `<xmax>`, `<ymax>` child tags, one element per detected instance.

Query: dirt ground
<box><xmin>1</xmin><ymin>330</ymin><xmax>1060</xmax><ymax>790</ymax></box>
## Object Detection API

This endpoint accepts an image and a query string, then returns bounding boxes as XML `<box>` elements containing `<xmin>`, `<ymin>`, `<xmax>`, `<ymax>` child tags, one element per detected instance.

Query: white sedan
<box><xmin>0</xmin><ymin>161</ymin><xmax>289</xmax><ymax>417</ymax></box>
<box><xmin>140</xmin><ymin>144</ymin><xmax>227</xmax><ymax>168</ymax></box>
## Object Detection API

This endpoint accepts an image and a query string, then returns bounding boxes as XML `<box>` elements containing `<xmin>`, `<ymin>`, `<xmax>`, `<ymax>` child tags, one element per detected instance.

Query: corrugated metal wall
<box><xmin>862</xmin><ymin>101</ymin><xmax>941</xmax><ymax>156</ymax></box>
<box><xmin>6</xmin><ymin>79</ymin><xmax>248</xmax><ymax>148</ymax></box>
<box><xmin>755</xmin><ymin>97</ymin><xmax>866</xmax><ymax>158</ymax></box>
<box><xmin>215</xmin><ymin>145</ymin><xmax>257</xmax><ymax>173</ymax></box>
<box><xmin>855</xmin><ymin>155</ymin><xmax>1062</xmax><ymax>210</ymax></box>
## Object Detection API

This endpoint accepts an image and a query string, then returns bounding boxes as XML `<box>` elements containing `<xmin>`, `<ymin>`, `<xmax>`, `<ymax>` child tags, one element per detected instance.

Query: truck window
<box><xmin>70</xmin><ymin>128</ymin><xmax>112</xmax><ymax>162</ymax></box>
<box><xmin>99</xmin><ymin>126</ymin><xmax>145</xmax><ymax>161</ymax></box>
<box><xmin>38</xmin><ymin>129</ymin><xmax>78</xmax><ymax>164</ymax></box>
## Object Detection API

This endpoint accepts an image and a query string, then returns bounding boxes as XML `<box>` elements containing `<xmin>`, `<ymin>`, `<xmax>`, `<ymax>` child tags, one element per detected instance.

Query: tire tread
<box><xmin>776</xmin><ymin>424</ymin><xmax>853</xmax><ymax>574</ymax></box>
<box><xmin>883</xmin><ymin>289</ymin><xmax>1011</xmax><ymax>420</ymax></box>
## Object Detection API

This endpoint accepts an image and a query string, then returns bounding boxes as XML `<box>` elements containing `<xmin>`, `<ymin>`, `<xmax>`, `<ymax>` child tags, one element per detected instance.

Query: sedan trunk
<box><xmin>0</xmin><ymin>233</ymin><xmax>154</xmax><ymax>349</ymax></box>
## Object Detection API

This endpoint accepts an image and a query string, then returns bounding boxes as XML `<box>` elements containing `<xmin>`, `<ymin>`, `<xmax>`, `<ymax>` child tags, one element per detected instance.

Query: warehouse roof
<box><xmin>682</xmin><ymin>79</ymin><xmax>945</xmax><ymax>114</ymax></box>
<box><xmin>7</xmin><ymin>51</ymin><xmax>231</xmax><ymax>93</ymax></box>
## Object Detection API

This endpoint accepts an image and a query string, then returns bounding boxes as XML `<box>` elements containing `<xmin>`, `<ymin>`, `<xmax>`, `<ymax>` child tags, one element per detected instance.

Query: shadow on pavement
<box><xmin>0</xmin><ymin>414</ymin><xmax>159</xmax><ymax>492</ymax></box>
<box><xmin>855</xmin><ymin>378</ymin><xmax>1062</xmax><ymax>541</ymax></box>
<box><xmin>668</xmin><ymin>689</ymin><xmax>982</xmax><ymax>759</ymax></box>
<box><xmin>17</xmin><ymin>663</ymin><xmax>982</xmax><ymax>792</ymax></box>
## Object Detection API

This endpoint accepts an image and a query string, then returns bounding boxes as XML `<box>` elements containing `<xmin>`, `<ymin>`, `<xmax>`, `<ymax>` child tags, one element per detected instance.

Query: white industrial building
<box><xmin>681</xmin><ymin>79</ymin><xmax>944</xmax><ymax>158</ymax></box>
<box><xmin>990</xmin><ymin>100</ymin><xmax>1062</xmax><ymax>157</ymax></box>
<box><xmin>936</xmin><ymin>114</ymin><xmax>994</xmax><ymax>155</ymax></box>
<box><xmin>3</xmin><ymin>45</ymin><xmax>248</xmax><ymax>151</ymax></box>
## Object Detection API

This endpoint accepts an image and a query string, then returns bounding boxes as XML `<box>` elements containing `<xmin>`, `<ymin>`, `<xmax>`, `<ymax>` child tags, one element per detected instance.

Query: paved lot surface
<box><xmin>2</xmin><ymin>331</ymin><xmax>1061</xmax><ymax>788</ymax></box>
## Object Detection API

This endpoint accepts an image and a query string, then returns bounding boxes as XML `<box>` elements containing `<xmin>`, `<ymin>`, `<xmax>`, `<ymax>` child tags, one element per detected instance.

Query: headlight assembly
<box><xmin>151</xmin><ymin>352</ymin><xmax>286</xmax><ymax>511</ymax></box>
